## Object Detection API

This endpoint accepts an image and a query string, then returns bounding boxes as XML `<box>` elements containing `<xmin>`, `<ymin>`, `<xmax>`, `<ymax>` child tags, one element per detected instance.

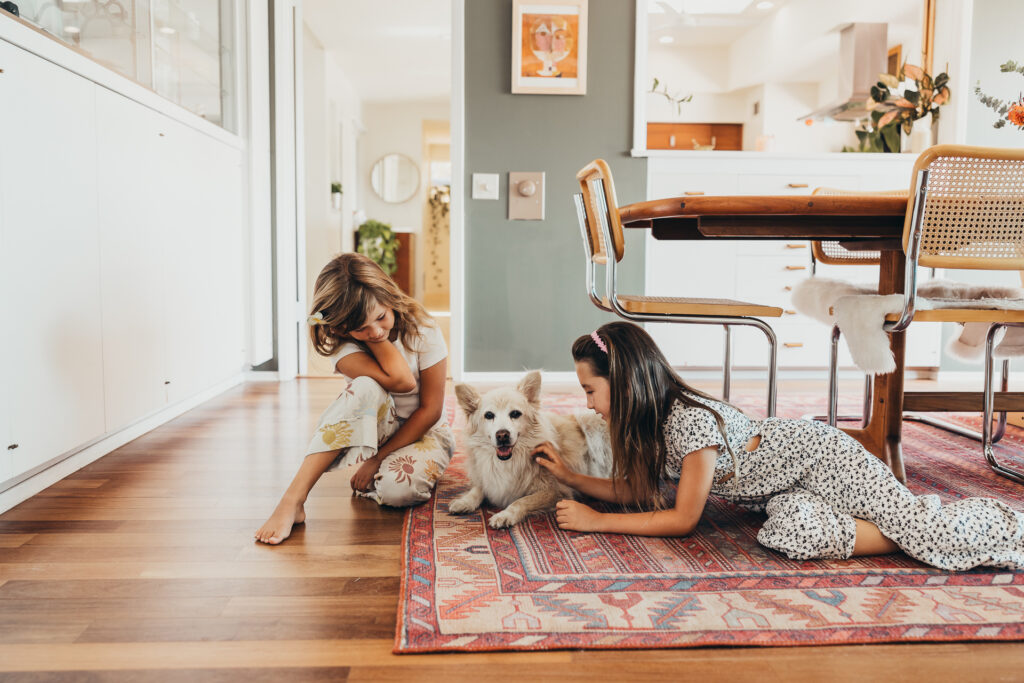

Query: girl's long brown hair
<box><xmin>572</xmin><ymin>321</ymin><xmax>740</xmax><ymax>508</ymax></box>
<box><xmin>309</xmin><ymin>252</ymin><xmax>433</xmax><ymax>357</ymax></box>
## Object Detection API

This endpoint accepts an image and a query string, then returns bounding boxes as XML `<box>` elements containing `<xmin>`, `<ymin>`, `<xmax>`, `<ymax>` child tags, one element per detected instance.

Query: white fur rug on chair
<box><xmin>791</xmin><ymin>277</ymin><xmax>1024</xmax><ymax>374</ymax></box>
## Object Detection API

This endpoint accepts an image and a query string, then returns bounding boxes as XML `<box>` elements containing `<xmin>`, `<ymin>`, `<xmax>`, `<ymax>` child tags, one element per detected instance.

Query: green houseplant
<box><xmin>356</xmin><ymin>219</ymin><xmax>400</xmax><ymax>276</ymax></box>
<box><xmin>865</xmin><ymin>63</ymin><xmax>950</xmax><ymax>152</ymax></box>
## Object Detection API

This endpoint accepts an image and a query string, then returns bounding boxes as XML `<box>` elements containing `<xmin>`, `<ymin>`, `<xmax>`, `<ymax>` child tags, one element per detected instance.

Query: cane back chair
<box><xmin>574</xmin><ymin>159</ymin><xmax>781</xmax><ymax>416</ymax></box>
<box><xmin>811</xmin><ymin>187</ymin><xmax>1012</xmax><ymax>446</ymax></box>
<box><xmin>880</xmin><ymin>144</ymin><xmax>1024</xmax><ymax>483</ymax></box>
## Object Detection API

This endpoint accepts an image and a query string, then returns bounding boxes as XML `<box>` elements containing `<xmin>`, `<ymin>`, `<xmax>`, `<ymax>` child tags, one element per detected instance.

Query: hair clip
<box><xmin>307</xmin><ymin>311</ymin><xmax>325</xmax><ymax>327</ymax></box>
<box><xmin>590</xmin><ymin>330</ymin><xmax>608</xmax><ymax>354</ymax></box>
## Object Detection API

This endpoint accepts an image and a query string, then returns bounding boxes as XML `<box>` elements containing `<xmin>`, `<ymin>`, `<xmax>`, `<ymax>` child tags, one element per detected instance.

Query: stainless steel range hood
<box><xmin>802</xmin><ymin>22</ymin><xmax>888</xmax><ymax>122</ymax></box>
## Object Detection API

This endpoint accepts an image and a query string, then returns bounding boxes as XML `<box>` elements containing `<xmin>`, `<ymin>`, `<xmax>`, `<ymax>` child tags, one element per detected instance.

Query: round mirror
<box><xmin>370</xmin><ymin>153</ymin><xmax>420</xmax><ymax>204</ymax></box>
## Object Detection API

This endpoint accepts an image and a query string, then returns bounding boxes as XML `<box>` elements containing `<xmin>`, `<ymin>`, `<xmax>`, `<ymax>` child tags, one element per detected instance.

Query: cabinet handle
<box><xmin>683</xmin><ymin>191</ymin><xmax>705</xmax><ymax>196</ymax></box>
<box><xmin>783</xmin><ymin>286</ymin><xmax>793</xmax><ymax>291</ymax></box>
<box><xmin>785</xmin><ymin>243</ymin><xmax>806</xmax><ymax>249</ymax></box>
<box><xmin>783</xmin><ymin>342</ymin><xmax>804</xmax><ymax>348</ymax></box>
<box><xmin>787</xmin><ymin>182</ymin><xmax>809</xmax><ymax>188</ymax></box>
<box><xmin>164</xmin><ymin>381</ymin><xmax>171</xmax><ymax>385</ymax></box>
<box><xmin>7</xmin><ymin>444</ymin><xmax>17</xmax><ymax>450</ymax></box>
<box><xmin>785</xmin><ymin>265</ymin><xmax>806</xmax><ymax>270</ymax></box>
<box><xmin>784</xmin><ymin>310</ymin><xmax>797</xmax><ymax>315</ymax></box>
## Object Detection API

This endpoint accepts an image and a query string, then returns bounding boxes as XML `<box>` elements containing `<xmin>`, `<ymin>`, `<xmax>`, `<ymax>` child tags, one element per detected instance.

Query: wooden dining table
<box><xmin>619</xmin><ymin>194</ymin><xmax>914</xmax><ymax>481</ymax></box>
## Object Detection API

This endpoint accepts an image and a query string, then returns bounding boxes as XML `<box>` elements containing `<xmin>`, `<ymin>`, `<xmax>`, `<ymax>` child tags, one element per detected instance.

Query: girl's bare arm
<box><xmin>336</xmin><ymin>339</ymin><xmax>415</xmax><ymax>393</ymax></box>
<box><xmin>556</xmin><ymin>447</ymin><xmax>718</xmax><ymax>537</ymax></box>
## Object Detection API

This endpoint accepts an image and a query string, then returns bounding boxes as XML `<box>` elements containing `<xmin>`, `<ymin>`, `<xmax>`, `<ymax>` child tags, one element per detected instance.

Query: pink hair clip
<box><xmin>590</xmin><ymin>330</ymin><xmax>608</xmax><ymax>354</ymax></box>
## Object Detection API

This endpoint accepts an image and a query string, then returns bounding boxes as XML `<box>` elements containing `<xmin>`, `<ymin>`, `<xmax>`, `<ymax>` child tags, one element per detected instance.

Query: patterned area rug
<box><xmin>395</xmin><ymin>392</ymin><xmax>1024</xmax><ymax>653</ymax></box>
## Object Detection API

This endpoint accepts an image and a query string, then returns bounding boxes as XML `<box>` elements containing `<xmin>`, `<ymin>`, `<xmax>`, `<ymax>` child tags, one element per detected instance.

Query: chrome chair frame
<box><xmin>574</xmin><ymin>187</ymin><xmax>778</xmax><ymax>416</ymax></box>
<box><xmin>824</xmin><ymin>166</ymin><xmax>1021</xmax><ymax>482</ymax></box>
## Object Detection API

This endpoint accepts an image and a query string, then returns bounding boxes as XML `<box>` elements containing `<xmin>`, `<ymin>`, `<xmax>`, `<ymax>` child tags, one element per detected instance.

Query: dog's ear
<box><xmin>454</xmin><ymin>383</ymin><xmax>480</xmax><ymax>415</ymax></box>
<box><xmin>517</xmin><ymin>370</ymin><xmax>542</xmax><ymax>405</ymax></box>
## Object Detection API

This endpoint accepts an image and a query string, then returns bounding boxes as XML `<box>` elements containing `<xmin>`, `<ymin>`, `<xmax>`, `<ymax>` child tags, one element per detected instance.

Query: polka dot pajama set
<box><xmin>663</xmin><ymin>393</ymin><xmax>1024</xmax><ymax>571</ymax></box>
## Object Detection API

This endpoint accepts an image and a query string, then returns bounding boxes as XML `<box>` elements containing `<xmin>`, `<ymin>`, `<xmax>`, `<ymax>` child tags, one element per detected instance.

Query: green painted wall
<box><xmin>464</xmin><ymin>0</ymin><xmax>647</xmax><ymax>372</ymax></box>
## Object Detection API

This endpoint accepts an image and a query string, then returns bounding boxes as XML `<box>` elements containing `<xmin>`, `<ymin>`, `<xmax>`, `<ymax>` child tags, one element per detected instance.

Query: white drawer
<box><xmin>734</xmin><ymin>256</ymin><xmax>812</xmax><ymax>305</ymax></box>
<box><xmin>732</xmin><ymin>320</ymin><xmax>838</xmax><ymax>368</ymax></box>
<box><xmin>649</xmin><ymin>172</ymin><xmax>737</xmax><ymax>199</ymax></box>
<box><xmin>735</xmin><ymin>240</ymin><xmax>813</xmax><ymax>257</ymax></box>
<box><xmin>737</xmin><ymin>173</ymin><xmax>860</xmax><ymax>195</ymax></box>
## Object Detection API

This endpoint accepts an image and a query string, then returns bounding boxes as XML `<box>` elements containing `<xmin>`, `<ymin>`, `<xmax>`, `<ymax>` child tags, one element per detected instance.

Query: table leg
<box><xmin>842</xmin><ymin>250</ymin><xmax>907</xmax><ymax>482</ymax></box>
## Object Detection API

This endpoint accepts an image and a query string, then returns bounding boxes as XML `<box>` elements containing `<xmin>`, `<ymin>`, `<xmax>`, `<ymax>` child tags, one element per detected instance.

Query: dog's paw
<box><xmin>488</xmin><ymin>509</ymin><xmax>521</xmax><ymax>529</ymax></box>
<box><xmin>448</xmin><ymin>495</ymin><xmax>479</xmax><ymax>515</ymax></box>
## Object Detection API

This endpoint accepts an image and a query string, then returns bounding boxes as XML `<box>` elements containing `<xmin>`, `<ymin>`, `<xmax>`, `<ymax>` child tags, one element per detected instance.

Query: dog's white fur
<box><xmin>450</xmin><ymin>370</ymin><xmax>612</xmax><ymax>529</ymax></box>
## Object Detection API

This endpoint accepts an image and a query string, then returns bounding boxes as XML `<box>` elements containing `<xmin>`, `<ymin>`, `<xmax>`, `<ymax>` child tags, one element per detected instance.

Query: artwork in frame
<box><xmin>511</xmin><ymin>0</ymin><xmax>588</xmax><ymax>95</ymax></box>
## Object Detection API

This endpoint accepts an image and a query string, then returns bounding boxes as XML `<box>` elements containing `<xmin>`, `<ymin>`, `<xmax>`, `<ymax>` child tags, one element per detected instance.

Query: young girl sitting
<box><xmin>533</xmin><ymin>321</ymin><xmax>1024</xmax><ymax>571</ymax></box>
<box><xmin>255</xmin><ymin>253</ymin><xmax>453</xmax><ymax>545</ymax></box>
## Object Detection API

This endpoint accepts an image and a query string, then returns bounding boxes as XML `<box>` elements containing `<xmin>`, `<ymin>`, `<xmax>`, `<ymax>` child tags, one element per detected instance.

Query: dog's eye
<box><xmin>509</xmin><ymin>410</ymin><xmax>522</xmax><ymax>419</ymax></box>
<box><xmin>483</xmin><ymin>411</ymin><xmax>494</xmax><ymax>420</ymax></box>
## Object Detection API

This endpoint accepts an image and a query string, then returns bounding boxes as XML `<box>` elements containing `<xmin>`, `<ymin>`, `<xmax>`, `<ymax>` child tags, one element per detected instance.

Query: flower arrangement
<box><xmin>974</xmin><ymin>60</ymin><xmax>1024</xmax><ymax>131</ymax></box>
<box><xmin>865</xmin><ymin>63</ymin><xmax>951</xmax><ymax>152</ymax></box>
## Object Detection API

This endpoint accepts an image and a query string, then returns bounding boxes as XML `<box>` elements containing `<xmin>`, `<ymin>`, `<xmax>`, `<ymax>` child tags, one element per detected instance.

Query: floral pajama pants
<box><xmin>304</xmin><ymin>376</ymin><xmax>454</xmax><ymax>507</ymax></box>
<box><xmin>714</xmin><ymin>418</ymin><xmax>1024</xmax><ymax>571</ymax></box>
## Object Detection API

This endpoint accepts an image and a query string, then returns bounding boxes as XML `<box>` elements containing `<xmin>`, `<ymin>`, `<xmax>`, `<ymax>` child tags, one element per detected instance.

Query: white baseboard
<box><xmin>0</xmin><ymin>374</ymin><xmax>244</xmax><ymax>514</ymax></box>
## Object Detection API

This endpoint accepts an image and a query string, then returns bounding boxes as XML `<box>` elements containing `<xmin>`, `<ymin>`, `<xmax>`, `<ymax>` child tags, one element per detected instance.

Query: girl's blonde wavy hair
<box><xmin>309</xmin><ymin>252</ymin><xmax>433</xmax><ymax>357</ymax></box>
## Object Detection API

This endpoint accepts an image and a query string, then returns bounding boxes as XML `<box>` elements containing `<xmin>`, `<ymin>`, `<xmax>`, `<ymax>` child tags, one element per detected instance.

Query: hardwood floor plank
<box><xmin>0</xmin><ymin>668</ymin><xmax>352</xmax><ymax>682</ymax></box>
<box><xmin>0</xmin><ymin>534</ymin><xmax>35</xmax><ymax>548</ymax></box>
<box><xmin>0</xmin><ymin>639</ymin><xmax>572</xmax><ymax>671</ymax></box>
<box><xmin>0</xmin><ymin>577</ymin><xmax>398</xmax><ymax>600</ymax></box>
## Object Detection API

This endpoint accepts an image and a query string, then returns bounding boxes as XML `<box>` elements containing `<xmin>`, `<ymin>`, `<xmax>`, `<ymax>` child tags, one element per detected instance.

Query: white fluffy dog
<box><xmin>449</xmin><ymin>370</ymin><xmax>612</xmax><ymax>528</ymax></box>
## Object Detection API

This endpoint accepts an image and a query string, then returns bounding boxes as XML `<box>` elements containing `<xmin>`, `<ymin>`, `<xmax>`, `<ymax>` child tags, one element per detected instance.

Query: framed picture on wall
<box><xmin>511</xmin><ymin>0</ymin><xmax>588</xmax><ymax>95</ymax></box>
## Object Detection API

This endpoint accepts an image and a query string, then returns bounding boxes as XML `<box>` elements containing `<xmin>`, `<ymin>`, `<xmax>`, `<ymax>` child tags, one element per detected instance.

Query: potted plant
<box><xmin>356</xmin><ymin>219</ymin><xmax>400</xmax><ymax>276</ymax></box>
<box><xmin>867</xmin><ymin>63</ymin><xmax>951</xmax><ymax>153</ymax></box>
<box><xmin>330</xmin><ymin>182</ymin><xmax>343</xmax><ymax>210</ymax></box>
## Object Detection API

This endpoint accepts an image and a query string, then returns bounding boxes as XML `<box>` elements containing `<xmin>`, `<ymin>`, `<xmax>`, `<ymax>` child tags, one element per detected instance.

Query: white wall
<box><xmin>965</xmin><ymin>0</ymin><xmax>1024</xmax><ymax>148</ymax></box>
<box><xmin>302</xmin><ymin>25</ymin><xmax>364</xmax><ymax>376</ymax></box>
<box><xmin>360</xmin><ymin>99</ymin><xmax>450</xmax><ymax>236</ymax></box>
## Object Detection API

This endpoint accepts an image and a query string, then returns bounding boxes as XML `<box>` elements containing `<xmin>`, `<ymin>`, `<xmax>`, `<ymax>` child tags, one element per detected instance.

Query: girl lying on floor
<box><xmin>531</xmin><ymin>321</ymin><xmax>1024</xmax><ymax>571</ymax></box>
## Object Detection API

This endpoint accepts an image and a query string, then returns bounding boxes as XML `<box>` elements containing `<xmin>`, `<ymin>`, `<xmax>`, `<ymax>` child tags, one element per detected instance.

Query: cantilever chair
<box><xmin>574</xmin><ymin>158</ymin><xmax>781</xmax><ymax>416</ymax></box>
<box><xmin>842</xmin><ymin>145</ymin><xmax>1024</xmax><ymax>483</ymax></box>
<box><xmin>809</xmin><ymin>186</ymin><xmax>1011</xmax><ymax>446</ymax></box>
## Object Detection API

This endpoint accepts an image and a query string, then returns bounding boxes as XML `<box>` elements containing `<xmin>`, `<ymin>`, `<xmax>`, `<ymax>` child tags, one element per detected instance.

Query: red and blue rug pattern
<box><xmin>395</xmin><ymin>392</ymin><xmax>1024</xmax><ymax>653</ymax></box>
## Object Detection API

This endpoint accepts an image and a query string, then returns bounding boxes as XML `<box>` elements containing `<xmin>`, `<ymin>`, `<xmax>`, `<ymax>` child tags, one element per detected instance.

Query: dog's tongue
<box><xmin>497</xmin><ymin>445</ymin><xmax>513</xmax><ymax>458</ymax></box>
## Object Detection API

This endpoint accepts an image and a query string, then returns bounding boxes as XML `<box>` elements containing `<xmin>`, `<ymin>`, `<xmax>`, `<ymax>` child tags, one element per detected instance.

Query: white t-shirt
<box><xmin>331</xmin><ymin>323</ymin><xmax>447</xmax><ymax>419</ymax></box>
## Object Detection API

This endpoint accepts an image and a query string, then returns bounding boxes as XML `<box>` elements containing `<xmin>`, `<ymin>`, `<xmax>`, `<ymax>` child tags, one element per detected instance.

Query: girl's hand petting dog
<box><xmin>350</xmin><ymin>455</ymin><xmax>383</xmax><ymax>493</ymax></box>
<box><xmin>555</xmin><ymin>499</ymin><xmax>601</xmax><ymax>532</ymax></box>
<box><xmin>532</xmin><ymin>441</ymin><xmax>574</xmax><ymax>485</ymax></box>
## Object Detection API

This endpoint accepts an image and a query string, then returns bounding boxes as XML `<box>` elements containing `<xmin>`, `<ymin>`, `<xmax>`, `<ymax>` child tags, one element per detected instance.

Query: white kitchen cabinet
<box><xmin>95</xmin><ymin>87</ymin><xmax>170</xmax><ymax>432</ymax></box>
<box><xmin>0</xmin><ymin>39</ymin><xmax>106</xmax><ymax>482</ymax></box>
<box><xmin>643</xmin><ymin>152</ymin><xmax>940</xmax><ymax>370</ymax></box>
<box><xmin>0</xmin><ymin>38</ymin><xmax>246</xmax><ymax>495</ymax></box>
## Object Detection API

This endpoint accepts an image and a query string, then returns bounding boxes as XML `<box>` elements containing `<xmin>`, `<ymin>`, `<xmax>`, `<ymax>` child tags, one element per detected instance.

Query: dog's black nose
<box><xmin>496</xmin><ymin>429</ymin><xmax>511</xmax><ymax>445</ymax></box>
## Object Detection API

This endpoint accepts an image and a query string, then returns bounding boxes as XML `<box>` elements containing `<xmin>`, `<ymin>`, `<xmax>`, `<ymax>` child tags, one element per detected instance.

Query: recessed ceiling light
<box><xmin>756</xmin><ymin>1</ymin><xmax>774</xmax><ymax>9</ymax></box>
<box><xmin>63</xmin><ymin>26</ymin><xmax>81</xmax><ymax>34</ymax></box>
<box><xmin>659</xmin><ymin>35</ymin><xmax>674</xmax><ymax>44</ymax></box>
<box><xmin>159</xmin><ymin>26</ymin><xmax>176</xmax><ymax>35</ymax></box>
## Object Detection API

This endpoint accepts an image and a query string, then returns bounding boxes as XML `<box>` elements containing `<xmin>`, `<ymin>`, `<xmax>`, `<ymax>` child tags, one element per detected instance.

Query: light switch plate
<box><xmin>472</xmin><ymin>173</ymin><xmax>499</xmax><ymax>200</ymax></box>
<box><xmin>508</xmin><ymin>171</ymin><xmax>545</xmax><ymax>220</ymax></box>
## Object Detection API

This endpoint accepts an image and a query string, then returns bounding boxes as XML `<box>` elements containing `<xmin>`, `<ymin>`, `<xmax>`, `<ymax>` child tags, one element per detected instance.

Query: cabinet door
<box><xmin>0</xmin><ymin>41</ymin><xmax>106</xmax><ymax>480</ymax></box>
<box><xmin>94</xmin><ymin>87</ymin><xmax>169</xmax><ymax>431</ymax></box>
<box><xmin>160</xmin><ymin>121</ymin><xmax>245</xmax><ymax>404</ymax></box>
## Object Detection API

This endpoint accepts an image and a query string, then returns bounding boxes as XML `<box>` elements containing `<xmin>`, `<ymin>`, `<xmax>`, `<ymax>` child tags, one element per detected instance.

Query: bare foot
<box><xmin>254</xmin><ymin>501</ymin><xmax>306</xmax><ymax>545</ymax></box>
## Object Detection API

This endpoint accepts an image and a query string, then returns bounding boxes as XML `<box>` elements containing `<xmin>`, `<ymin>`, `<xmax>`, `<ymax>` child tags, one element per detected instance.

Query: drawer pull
<box><xmin>785</xmin><ymin>265</ymin><xmax>807</xmax><ymax>271</ymax></box>
<box><xmin>784</xmin><ymin>310</ymin><xmax>797</xmax><ymax>315</ymax></box>
<box><xmin>7</xmin><ymin>444</ymin><xmax>17</xmax><ymax>450</ymax></box>
<box><xmin>787</xmin><ymin>182</ymin><xmax>809</xmax><ymax>188</ymax></box>
<box><xmin>785</xmin><ymin>243</ymin><xmax>806</xmax><ymax>249</ymax></box>
<box><xmin>783</xmin><ymin>342</ymin><xmax>804</xmax><ymax>348</ymax></box>
<box><xmin>683</xmin><ymin>191</ymin><xmax>705</xmax><ymax>196</ymax></box>
<box><xmin>783</xmin><ymin>286</ymin><xmax>793</xmax><ymax>291</ymax></box>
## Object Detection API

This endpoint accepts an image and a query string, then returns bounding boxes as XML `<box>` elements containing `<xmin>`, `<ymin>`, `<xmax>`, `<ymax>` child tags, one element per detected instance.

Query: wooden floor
<box><xmin>2</xmin><ymin>379</ymin><xmax>1023</xmax><ymax>681</ymax></box>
